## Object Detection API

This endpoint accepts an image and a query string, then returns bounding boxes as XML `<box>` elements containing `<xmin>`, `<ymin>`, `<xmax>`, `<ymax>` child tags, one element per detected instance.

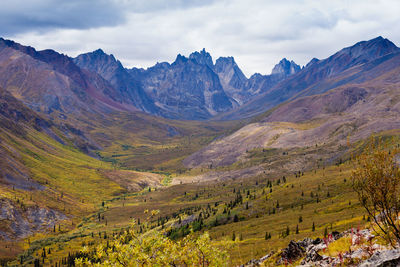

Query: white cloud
<box><xmin>4</xmin><ymin>0</ymin><xmax>400</xmax><ymax>76</ymax></box>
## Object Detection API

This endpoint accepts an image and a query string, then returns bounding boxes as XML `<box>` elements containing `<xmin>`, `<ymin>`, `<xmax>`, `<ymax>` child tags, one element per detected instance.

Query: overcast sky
<box><xmin>1</xmin><ymin>0</ymin><xmax>400</xmax><ymax>76</ymax></box>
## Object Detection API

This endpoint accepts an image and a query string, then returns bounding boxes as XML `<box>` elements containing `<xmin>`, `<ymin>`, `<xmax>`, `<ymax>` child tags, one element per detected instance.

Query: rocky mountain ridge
<box><xmin>76</xmin><ymin>46</ymin><xmax>300</xmax><ymax>119</ymax></box>
<box><xmin>222</xmin><ymin>36</ymin><xmax>400</xmax><ymax>119</ymax></box>
<box><xmin>1</xmin><ymin>36</ymin><xmax>397</xmax><ymax>121</ymax></box>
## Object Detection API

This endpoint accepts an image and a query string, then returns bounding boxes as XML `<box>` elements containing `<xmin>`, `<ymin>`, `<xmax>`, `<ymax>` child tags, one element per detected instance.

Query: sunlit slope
<box><xmin>19</xmin><ymin>146</ymin><xmax>370</xmax><ymax>266</ymax></box>
<box><xmin>185</xmin><ymin>58</ymin><xmax>400</xmax><ymax>172</ymax></box>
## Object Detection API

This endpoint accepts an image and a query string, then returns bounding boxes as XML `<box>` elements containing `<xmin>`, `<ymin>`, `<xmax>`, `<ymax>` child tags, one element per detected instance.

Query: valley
<box><xmin>0</xmin><ymin>35</ymin><xmax>400</xmax><ymax>266</ymax></box>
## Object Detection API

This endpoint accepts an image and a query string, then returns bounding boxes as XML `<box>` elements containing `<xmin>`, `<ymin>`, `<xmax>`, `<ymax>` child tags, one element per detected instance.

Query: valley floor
<box><xmin>8</xmin><ymin>153</ymin><xmax>367</xmax><ymax>266</ymax></box>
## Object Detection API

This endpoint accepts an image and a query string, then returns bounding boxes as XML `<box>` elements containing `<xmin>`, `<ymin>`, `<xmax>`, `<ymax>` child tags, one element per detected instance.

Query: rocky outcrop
<box><xmin>242</xmin><ymin>228</ymin><xmax>400</xmax><ymax>266</ymax></box>
<box><xmin>0</xmin><ymin>199</ymin><xmax>66</xmax><ymax>240</ymax></box>
<box><xmin>360</xmin><ymin>249</ymin><xmax>400</xmax><ymax>267</ymax></box>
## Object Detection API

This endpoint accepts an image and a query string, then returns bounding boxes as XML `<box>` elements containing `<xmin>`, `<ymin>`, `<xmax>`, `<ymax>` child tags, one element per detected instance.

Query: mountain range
<box><xmin>1</xmin><ymin>35</ymin><xmax>400</xmax><ymax>183</ymax></box>
<box><xmin>2</xmin><ymin>36</ymin><xmax>396</xmax><ymax>122</ymax></box>
<box><xmin>221</xmin><ymin>36</ymin><xmax>400</xmax><ymax>119</ymax></box>
<box><xmin>1</xmin><ymin>35</ymin><xmax>400</xmax><ymax>264</ymax></box>
<box><xmin>184</xmin><ymin>36</ymin><xmax>400</xmax><ymax>172</ymax></box>
<box><xmin>74</xmin><ymin>47</ymin><xmax>301</xmax><ymax>119</ymax></box>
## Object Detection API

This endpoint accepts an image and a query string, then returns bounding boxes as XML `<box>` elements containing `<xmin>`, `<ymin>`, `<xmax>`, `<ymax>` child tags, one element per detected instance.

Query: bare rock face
<box><xmin>189</xmin><ymin>48</ymin><xmax>214</xmax><ymax>69</ymax></box>
<box><xmin>271</xmin><ymin>58</ymin><xmax>301</xmax><ymax>77</ymax></box>
<box><xmin>214</xmin><ymin>56</ymin><xmax>247</xmax><ymax>105</ymax></box>
<box><xmin>0</xmin><ymin>199</ymin><xmax>66</xmax><ymax>240</ymax></box>
<box><xmin>76</xmin><ymin>47</ymin><xmax>299</xmax><ymax>119</ymax></box>
<box><xmin>214</xmin><ymin>56</ymin><xmax>300</xmax><ymax>106</ymax></box>
<box><xmin>130</xmin><ymin>53</ymin><xmax>234</xmax><ymax>120</ymax></box>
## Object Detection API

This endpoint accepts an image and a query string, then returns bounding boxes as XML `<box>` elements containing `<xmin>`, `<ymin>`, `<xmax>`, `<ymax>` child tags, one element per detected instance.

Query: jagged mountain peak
<box><xmin>73</xmin><ymin>48</ymin><xmax>157</xmax><ymax>113</ymax></box>
<box><xmin>150</xmin><ymin>61</ymin><xmax>170</xmax><ymax>70</ymax></box>
<box><xmin>93</xmin><ymin>48</ymin><xmax>105</xmax><ymax>54</ymax></box>
<box><xmin>77</xmin><ymin>49</ymin><xmax>119</xmax><ymax>66</ymax></box>
<box><xmin>173</xmin><ymin>54</ymin><xmax>189</xmax><ymax>65</ymax></box>
<box><xmin>189</xmin><ymin>48</ymin><xmax>213</xmax><ymax>68</ymax></box>
<box><xmin>271</xmin><ymin>58</ymin><xmax>301</xmax><ymax>76</ymax></box>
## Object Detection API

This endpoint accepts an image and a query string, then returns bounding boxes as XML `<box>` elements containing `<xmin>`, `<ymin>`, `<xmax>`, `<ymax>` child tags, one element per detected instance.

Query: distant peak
<box><xmin>83</xmin><ymin>48</ymin><xmax>118</xmax><ymax>62</ymax></box>
<box><xmin>189</xmin><ymin>49</ymin><xmax>213</xmax><ymax>67</ymax></box>
<box><xmin>271</xmin><ymin>58</ymin><xmax>300</xmax><ymax>76</ymax></box>
<box><xmin>339</xmin><ymin>36</ymin><xmax>399</xmax><ymax>58</ymax></box>
<box><xmin>93</xmin><ymin>48</ymin><xmax>105</xmax><ymax>54</ymax></box>
<box><xmin>173</xmin><ymin>54</ymin><xmax>188</xmax><ymax>64</ymax></box>
<box><xmin>216</xmin><ymin>56</ymin><xmax>235</xmax><ymax>63</ymax></box>
<box><xmin>305</xmin><ymin>58</ymin><xmax>319</xmax><ymax>68</ymax></box>
<box><xmin>214</xmin><ymin>56</ymin><xmax>246</xmax><ymax>81</ymax></box>
<box><xmin>357</xmin><ymin>36</ymin><xmax>394</xmax><ymax>47</ymax></box>
<box><xmin>214</xmin><ymin>57</ymin><xmax>238</xmax><ymax>72</ymax></box>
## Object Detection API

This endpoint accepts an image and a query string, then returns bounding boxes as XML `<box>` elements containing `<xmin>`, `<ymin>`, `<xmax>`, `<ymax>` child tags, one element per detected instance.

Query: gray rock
<box><xmin>0</xmin><ymin>199</ymin><xmax>66</xmax><ymax>240</ymax></box>
<box><xmin>277</xmin><ymin>239</ymin><xmax>309</xmax><ymax>264</ymax></box>
<box><xmin>359</xmin><ymin>249</ymin><xmax>400</xmax><ymax>267</ymax></box>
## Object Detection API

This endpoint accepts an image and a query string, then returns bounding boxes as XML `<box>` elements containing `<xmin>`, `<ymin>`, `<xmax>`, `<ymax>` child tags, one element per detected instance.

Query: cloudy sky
<box><xmin>1</xmin><ymin>0</ymin><xmax>400</xmax><ymax>76</ymax></box>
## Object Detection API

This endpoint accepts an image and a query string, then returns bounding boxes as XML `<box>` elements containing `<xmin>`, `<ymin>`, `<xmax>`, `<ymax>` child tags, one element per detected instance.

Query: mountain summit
<box><xmin>74</xmin><ymin>49</ymin><xmax>158</xmax><ymax>113</ymax></box>
<box><xmin>3</xmin><ymin>36</ymin><xmax>393</xmax><ymax>121</ymax></box>
<box><xmin>271</xmin><ymin>58</ymin><xmax>301</xmax><ymax>76</ymax></box>
<box><xmin>221</xmin><ymin>36</ymin><xmax>400</xmax><ymax>119</ymax></box>
<box><xmin>189</xmin><ymin>48</ymin><xmax>214</xmax><ymax>68</ymax></box>
<box><xmin>337</xmin><ymin>36</ymin><xmax>398</xmax><ymax>61</ymax></box>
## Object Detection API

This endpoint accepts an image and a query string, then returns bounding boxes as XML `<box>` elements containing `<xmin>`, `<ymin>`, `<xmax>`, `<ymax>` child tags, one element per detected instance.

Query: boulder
<box><xmin>359</xmin><ymin>249</ymin><xmax>400</xmax><ymax>267</ymax></box>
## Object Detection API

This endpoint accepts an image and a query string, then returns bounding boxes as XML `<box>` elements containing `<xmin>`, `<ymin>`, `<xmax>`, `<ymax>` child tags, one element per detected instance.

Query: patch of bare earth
<box><xmin>101</xmin><ymin>170</ymin><xmax>163</xmax><ymax>192</ymax></box>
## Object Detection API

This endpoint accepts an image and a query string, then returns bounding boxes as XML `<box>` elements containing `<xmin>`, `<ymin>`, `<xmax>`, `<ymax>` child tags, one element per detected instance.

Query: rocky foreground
<box><xmin>243</xmin><ymin>228</ymin><xmax>400</xmax><ymax>266</ymax></box>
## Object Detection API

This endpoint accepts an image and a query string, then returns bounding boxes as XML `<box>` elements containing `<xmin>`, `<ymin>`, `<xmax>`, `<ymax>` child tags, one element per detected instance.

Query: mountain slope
<box><xmin>129</xmin><ymin>53</ymin><xmax>233</xmax><ymax>119</ymax></box>
<box><xmin>0</xmin><ymin>87</ymin><xmax>123</xmax><ymax>249</ymax></box>
<box><xmin>214</xmin><ymin>56</ymin><xmax>248</xmax><ymax>105</ymax></box>
<box><xmin>184</xmin><ymin>47</ymin><xmax>400</xmax><ymax>169</ymax></box>
<box><xmin>222</xmin><ymin>36</ymin><xmax>400</xmax><ymax>119</ymax></box>
<box><xmin>130</xmin><ymin>53</ymin><xmax>300</xmax><ymax>119</ymax></box>
<box><xmin>73</xmin><ymin>49</ymin><xmax>158</xmax><ymax>113</ymax></box>
<box><xmin>74</xmin><ymin>47</ymin><xmax>299</xmax><ymax>119</ymax></box>
<box><xmin>0</xmin><ymin>38</ymin><xmax>137</xmax><ymax>116</ymax></box>
<box><xmin>271</xmin><ymin>58</ymin><xmax>301</xmax><ymax>76</ymax></box>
